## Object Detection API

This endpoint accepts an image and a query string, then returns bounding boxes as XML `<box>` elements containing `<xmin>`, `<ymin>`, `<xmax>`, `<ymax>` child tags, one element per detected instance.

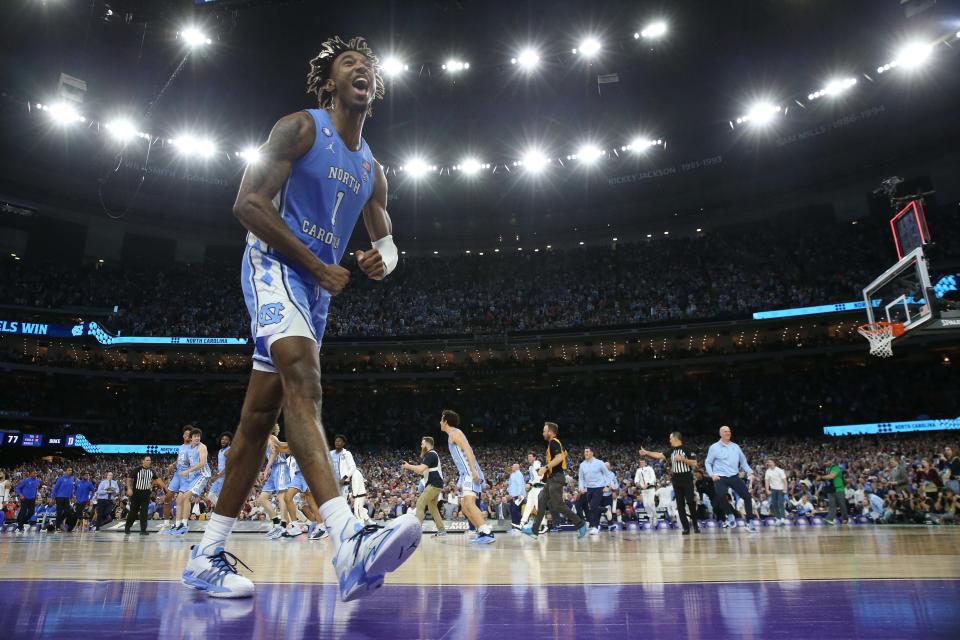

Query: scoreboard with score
<box><xmin>0</xmin><ymin>432</ymin><xmax>73</xmax><ymax>448</ymax></box>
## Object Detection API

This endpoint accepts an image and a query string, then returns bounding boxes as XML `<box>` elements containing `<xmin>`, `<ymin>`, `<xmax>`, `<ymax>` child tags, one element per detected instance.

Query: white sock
<box><xmin>318</xmin><ymin>497</ymin><xmax>357</xmax><ymax>547</ymax></box>
<box><xmin>479</xmin><ymin>524</ymin><xmax>492</xmax><ymax>535</ymax></box>
<box><xmin>197</xmin><ymin>514</ymin><xmax>236</xmax><ymax>556</ymax></box>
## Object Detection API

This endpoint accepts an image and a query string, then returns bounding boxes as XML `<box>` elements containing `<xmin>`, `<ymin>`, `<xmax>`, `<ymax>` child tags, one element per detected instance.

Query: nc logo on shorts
<box><xmin>258</xmin><ymin>302</ymin><xmax>285</xmax><ymax>327</ymax></box>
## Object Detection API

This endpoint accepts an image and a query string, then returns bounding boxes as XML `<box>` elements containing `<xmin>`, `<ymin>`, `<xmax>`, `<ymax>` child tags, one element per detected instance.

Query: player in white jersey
<box><xmin>330</xmin><ymin>435</ymin><xmax>357</xmax><ymax>499</ymax></box>
<box><xmin>349</xmin><ymin>468</ymin><xmax>370</xmax><ymax>524</ymax></box>
<box><xmin>205</xmin><ymin>432</ymin><xmax>233</xmax><ymax>508</ymax></box>
<box><xmin>519</xmin><ymin>452</ymin><xmax>548</xmax><ymax>534</ymax></box>
<box><xmin>634</xmin><ymin>458</ymin><xmax>659</xmax><ymax>527</ymax></box>
<box><xmin>440</xmin><ymin>409</ymin><xmax>495</xmax><ymax>544</ymax></box>
<box><xmin>181</xmin><ymin>36</ymin><xmax>420</xmax><ymax>600</ymax></box>
<box><xmin>0</xmin><ymin>472</ymin><xmax>11</xmax><ymax>505</ymax></box>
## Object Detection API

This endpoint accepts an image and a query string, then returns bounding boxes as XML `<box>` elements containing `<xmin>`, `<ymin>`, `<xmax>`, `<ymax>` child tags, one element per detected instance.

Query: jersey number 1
<box><xmin>331</xmin><ymin>190</ymin><xmax>345</xmax><ymax>226</ymax></box>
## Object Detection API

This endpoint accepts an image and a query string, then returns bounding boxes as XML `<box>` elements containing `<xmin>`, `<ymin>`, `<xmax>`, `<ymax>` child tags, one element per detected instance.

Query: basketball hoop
<box><xmin>857</xmin><ymin>321</ymin><xmax>905</xmax><ymax>358</ymax></box>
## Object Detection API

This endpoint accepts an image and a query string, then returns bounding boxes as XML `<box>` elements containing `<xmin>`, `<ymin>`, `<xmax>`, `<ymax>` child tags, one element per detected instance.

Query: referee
<box><xmin>125</xmin><ymin>456</ymin><xmax>159</xmax><ymax>535</ymax></box>
<box><xmin>639</xmin><ymin>432</ymin><xmax>701</xmax><ymax>535</ymax></box>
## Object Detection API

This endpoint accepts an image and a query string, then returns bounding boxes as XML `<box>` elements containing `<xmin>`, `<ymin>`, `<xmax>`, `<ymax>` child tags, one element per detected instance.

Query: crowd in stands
<box><xmin>3</xmin><ymin>432</ymin><xmax>958</xmax><ymax>531</ymax></box>
<box><xmin>6</xmin><ymin>217</ymin><xmax>954</xmax><ymax>339</ymax></box>
<box><xmin>0</xmin><ymin>360</ymin><xmax>955</xmax><ymax>448</ymax></box>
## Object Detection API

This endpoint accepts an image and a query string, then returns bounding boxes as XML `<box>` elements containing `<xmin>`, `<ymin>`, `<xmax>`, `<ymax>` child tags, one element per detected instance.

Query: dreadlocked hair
<box><xmin>306</xmin><ymin>36</ymin><xmax>384</xmax><ymax>116</ymax></box>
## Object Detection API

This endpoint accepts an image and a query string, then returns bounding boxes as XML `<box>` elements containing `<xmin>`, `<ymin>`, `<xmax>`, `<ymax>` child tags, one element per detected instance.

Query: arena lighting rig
<box><xmin>22</xmin><ymin>19</ymin><xmax>960</xmax><ymax>176</ymax></box>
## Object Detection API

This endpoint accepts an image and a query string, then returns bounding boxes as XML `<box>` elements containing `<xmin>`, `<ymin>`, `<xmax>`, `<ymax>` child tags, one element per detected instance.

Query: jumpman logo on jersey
<box><xmin>325</xmin><ymin>142</ymin><xmax>335</xmax><ymax>153</ymax></box>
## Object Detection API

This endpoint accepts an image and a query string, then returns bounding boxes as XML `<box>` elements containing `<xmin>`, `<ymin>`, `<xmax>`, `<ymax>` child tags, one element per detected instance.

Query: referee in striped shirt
<box><xmin>125</xmin><ymin>456</ymin><xmax>159</xmax><ymax>535</ymax></box>
<box><xmin>639</xmin><ymin>432</ymin><xmax>700</xmax><ymax>535</ymax></box>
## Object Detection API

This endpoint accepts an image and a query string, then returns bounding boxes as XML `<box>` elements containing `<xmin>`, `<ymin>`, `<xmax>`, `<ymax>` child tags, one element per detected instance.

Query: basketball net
<box><xmin>857</xmin><ymin>322</ymin><xmax>905</xmax><ymax>358</ymax></box>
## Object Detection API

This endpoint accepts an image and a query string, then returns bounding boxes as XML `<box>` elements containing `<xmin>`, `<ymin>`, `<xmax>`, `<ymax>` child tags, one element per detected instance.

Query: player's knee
<box><xmin>279</xmin><ymin>362</ymin><xmax>321</xmax><ymax>400</ymax></box>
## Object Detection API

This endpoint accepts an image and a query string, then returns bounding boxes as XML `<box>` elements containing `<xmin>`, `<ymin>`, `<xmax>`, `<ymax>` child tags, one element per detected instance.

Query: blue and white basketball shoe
<box><xmin>181</xmin><ymin>544</ymin><xmax>255</xmax><ymax>598</ymax></box>
<box><xmin>332</xmin><ymin>513</ymin><xmax>421</xmax><ymax>602</ymax></box>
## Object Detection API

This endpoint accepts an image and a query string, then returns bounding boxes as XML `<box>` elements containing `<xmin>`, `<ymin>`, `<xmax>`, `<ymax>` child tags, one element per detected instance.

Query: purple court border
<box><xmin>1</xmin><ymin>578</ymin><xmax>958</xmax><ymax>639</ymax></box>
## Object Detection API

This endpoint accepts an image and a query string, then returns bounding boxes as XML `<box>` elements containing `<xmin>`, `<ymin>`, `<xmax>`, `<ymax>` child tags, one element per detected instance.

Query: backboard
<box><xmin>861</xmin><ymin>245</ymin><xmax>960</xmax><ymax>353</ymax></box>
<box><xmin>862</xmin><ymin>246</ymin><xmax>933</xmax><ymax>331</ymax></box>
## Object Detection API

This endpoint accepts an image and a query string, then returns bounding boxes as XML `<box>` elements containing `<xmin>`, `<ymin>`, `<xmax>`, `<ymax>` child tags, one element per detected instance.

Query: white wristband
<box><xmin>372</xmin><ymin>234</ymin><xmax>398</xmax><ymax>276</ymax></box>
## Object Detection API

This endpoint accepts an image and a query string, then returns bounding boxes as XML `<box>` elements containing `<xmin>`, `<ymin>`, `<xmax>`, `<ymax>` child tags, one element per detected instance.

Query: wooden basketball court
<box><xmin>2</xmin><ymin>525</ymin><xmax>959</xmax><ymax>638</ymax></box>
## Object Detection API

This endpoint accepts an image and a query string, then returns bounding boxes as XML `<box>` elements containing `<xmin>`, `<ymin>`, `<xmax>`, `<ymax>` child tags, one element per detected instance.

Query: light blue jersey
<box><xmin>218</xmin><ymin>446</ymin><xmax>230</xmax><ymax>474</ymax></box>
<box><xmin>176</xmin><ymin>444</ymin><xmax>191</xmax><ymax>471</ymax></box>
<box><xmin>448</xmin><ymin>428</ymin><xmax>484</xmax><ymax>496</ymax></box>
<box><xmin>241</xmin><ymin>109</ymin><xmax>376</xmax><ymax>371</ymax></box>
<box><xmin>168</xmin><ymin>443</ymin><xmax>193</xmax><ymax>493</ymax></box>
<box><xmin>262</xmin><ymin>443</ymin><xmax>289</xmax><ymax>493</ymax></box>
<box><xmin>208</xmin><ymin>446</ymin><xmax>230</xmax><ymax>497</ymax></box>
<box><xmin>187</xmin><ymin>444</ymin><xmax>211</xmax><ymax>478</ymax></box>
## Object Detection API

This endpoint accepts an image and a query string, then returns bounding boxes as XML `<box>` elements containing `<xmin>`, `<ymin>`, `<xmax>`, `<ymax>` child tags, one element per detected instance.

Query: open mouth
<box><xmin>352</xmin><ymin>77</ymin><xmax>369</xmax><ymax>92</ymax></box>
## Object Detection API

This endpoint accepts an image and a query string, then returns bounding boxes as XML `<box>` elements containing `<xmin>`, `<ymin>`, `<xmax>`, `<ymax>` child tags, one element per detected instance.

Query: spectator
<box><xmin>764</xmin><ymin>458</ymin><xmax>788</xmax><ymax>525</ymax></box>
<box><xmin>939</xmin><ymin>447</ymin><xmax>960</xmax><ymax>494</ymax></box>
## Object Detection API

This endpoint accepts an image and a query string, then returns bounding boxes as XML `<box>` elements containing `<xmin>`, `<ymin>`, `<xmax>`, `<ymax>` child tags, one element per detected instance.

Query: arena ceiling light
<box><xmin>736</xmin><ymin>102</ymin><xmax>781</xmax><ymax>126</ymax></box>
<box><xmin>511</xmin><ymin>48</ymin><xmax>541</xmax><ymax>69</ymax></box>
<box><xmin>171</xmin><ymin>134</ymin><xmax>216</xmax><ymax>159</ymax></box>
<box><xmin>571</xmin><ymin>144</ymin><xmax>604</xmax><ymax>163</ymax></box>
<box><xmin>517</xmin><ymin>149</ymin><xmax>549</xmax><ymax>173</ymax></box>
<box><xmin>442</xmin><ymin>59</ymin><xmax>469</xmax><ymax>72</ymax></box>
<box><xmin>639</xmin><ymin>21</ymin><xmax>668</xmax><ymax>39</ymax></box>
<box><xmin>878</xmin><ymin>40</ymin><xmax>933</xmax><ymax>73</ymax></box>
<box><xmin>381</xmin><ymin>56</ymin><xmax>409</xmax><ymax>76</ymax></box>
<box><xmin>237</xmin><ymin>147</ymin><xmax>261</xmax><ymax>164</ymax></box>
<box><xmin>45</xmin><ymin>101</ymin><xmax>85</xmax><ymax>125</ymax></box>
<box><xmin>808</xmin><ymin>77</ymin><xmax>857</xmax><ymax>101</ymax></box>
<box><xmin>572</xmin><ymin>37</ymin><xmax>601</xmax><ymax>57</ymax></box>
<box><xmin>401</xmin><ymin>157</ymin><xmax>434</xmax><ymax>177</ymax></box>
<box><xmin>456</xmin><ymin>157</ymin><xmax>488</xmax><ymax>175</ymax></box>
<box><xmin>180</xmin><ymin>27</ymin><xmax>212</xmax><ymax>48</ymax></box>
<box><xmin>622</xmin><ymin>137</ymin><xmax>661</xmax><ymax>152</ymax></box>
<box><xmin>104</xmin><ymin>118</ymin><xmax>141</xmax><ymax>144</ymax></box>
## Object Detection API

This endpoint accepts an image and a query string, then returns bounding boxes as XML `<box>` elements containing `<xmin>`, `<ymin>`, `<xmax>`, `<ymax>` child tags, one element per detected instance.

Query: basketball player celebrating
<box><xmin>440</xmin><ymin>410</ymin><xmax>495</xmax><ymax>544</ymax></box>
<box><xmin>169</xmin><ymin>428</ymin><xmax>211</xmax><ymax>536</ymax></box>
<box><xmin>181</xmin><ymin>36</ymin><xmax>420</xmax><ymax>600</ymax></box>
<box><xmin>159</xmin><ymin>427</ymin><xmax>193</xmax><ymax>532</ymax></box>
<box><xmin>259</xmin><ymin>425</ymin><xmax>292</xmax><ymax>539</ymax></box>
<box><xmin>205</xmin><ymin>432</ymin><xmax>233</xmax><ymax>508</ymax></box>
<box><xmin>283</xmin><ymin>455</ymin><xmax>323</xmax><ymax>539</ymax></box>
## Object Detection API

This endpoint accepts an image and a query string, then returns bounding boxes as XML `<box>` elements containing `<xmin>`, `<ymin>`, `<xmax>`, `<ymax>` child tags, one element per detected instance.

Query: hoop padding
<box><xmin>857</xmin><ymin>322</ymin><xmax>905</xmax><ymax>358</ymax></box>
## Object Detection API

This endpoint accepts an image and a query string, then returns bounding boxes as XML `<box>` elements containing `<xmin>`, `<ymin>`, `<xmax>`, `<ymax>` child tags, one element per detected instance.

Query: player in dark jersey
<box><xmin>182</xmin><ymin>36</ymin><xmax>420</xmax><ymax>600</ymax></box>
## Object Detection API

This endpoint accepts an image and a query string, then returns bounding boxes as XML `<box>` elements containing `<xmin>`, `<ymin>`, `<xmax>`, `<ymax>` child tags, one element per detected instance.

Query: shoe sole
<box><xmin>339</xmin><ymin>515</ymin><xmax>422</xmax><ymax>602</ymax></box>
